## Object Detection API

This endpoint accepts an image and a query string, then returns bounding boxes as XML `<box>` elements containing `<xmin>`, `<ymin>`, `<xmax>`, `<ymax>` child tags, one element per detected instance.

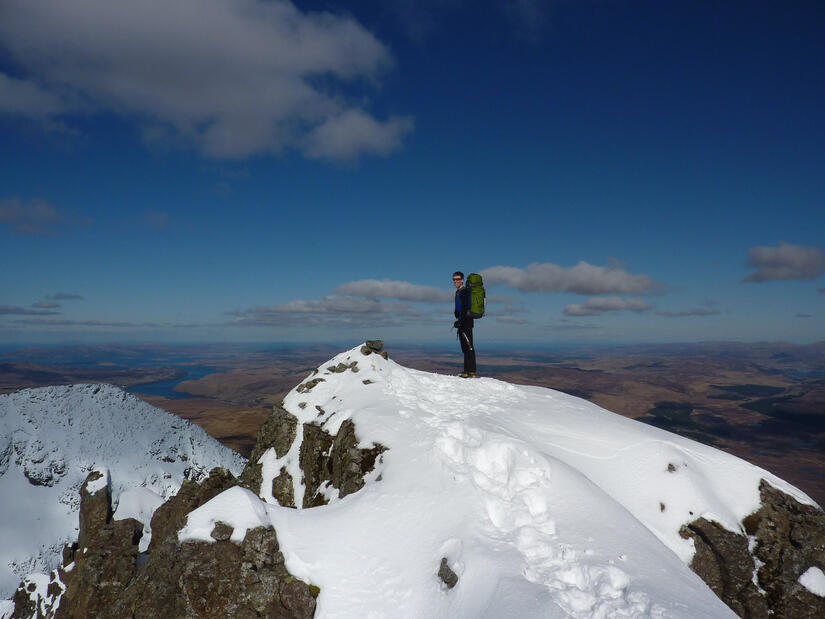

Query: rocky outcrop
<box><xmin>239</xmin><ymin>342</ymin><xmax>388</xmax><ymax>509</ymax></box>
<box><xmin>681</xmin><ymin>479</ymin><xmax>825</xmax><ymax>618</ymax></box>
<box><xmin>13</xmin><ymin>469</ymin><xmax>317</xmax><ymax>619</ymax></box>
<box><xmin>147</xmin><ymin>466</ymin><xmax>239</xmax><ymax>554</ymax></box>
<box><xmin>239</xmin><ymin>403</ymin><xmax>298</xmax><ymax>504</ymax></box>
<box><xmin>299</xmin><ymin>418</ymin><xmax>386</xmax><ymax>508</ymax></box>
<box><xmin>360</xmin><ymin>339</ymin><xmax>388</xmax><ymax>359</ymax></box>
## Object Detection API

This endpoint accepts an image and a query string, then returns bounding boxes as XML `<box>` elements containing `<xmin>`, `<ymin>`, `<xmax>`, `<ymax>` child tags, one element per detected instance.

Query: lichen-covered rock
<box><xmin>747</xmin><ymin>480</ymin><xmax>825</xmax><ymax>617</ymax></box>
<box><xmin>13</xmin><ymin>471</ymin><xmax>143</xmax><ymax>619</ymax></box>
<box><xmin>681</xmin><ymin>479</ymin><xmax>825</xmax><ymax>618</ymax></box>
<box><xmin>299</xmin><ymin>419</ymin><xmax>386</xmax><ymax>508</ymax></box>
<box><xmin>679</xmin><ymin>518</ymin><xmax>769</xmax><ymax>617</ymax></box>
<box><xmin>14</xmin><ymin>468</ymin><xmax>316</xmax><ymax>619</ymax></box>
<box><xmin>239</xmin><ymin>403</ymin><xmax>298</xmax><ymax>495</ymax></box>
<box><xmin>107</xmin><ymin>526</ymin><xmax>316</xmax><ymax>619</ymax></box>
<box><xmin>148</xmin><ymin>466</ymin><xmax>238</xmax><ymax>554</ymax></box>
<box><xmin>77</xmin><ymin>471</ymin><xmax>111</xmax><ymax>550</ymax></box>
<box><xmin>54</xmin><ymin>517</ymin><xmax>144</xmax><ymax>619</ymax></box>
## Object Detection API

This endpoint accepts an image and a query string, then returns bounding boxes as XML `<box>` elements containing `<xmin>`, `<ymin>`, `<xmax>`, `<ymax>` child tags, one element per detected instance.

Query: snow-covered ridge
<box><xmin>0</xmin><ymin>383</ymin><xmax>246</xmax><ymax>599</ymax></box>
<box><xmin>182</xmin><ymin>344</ymin><xmax>818</xmax><ymax>617</ymax></box>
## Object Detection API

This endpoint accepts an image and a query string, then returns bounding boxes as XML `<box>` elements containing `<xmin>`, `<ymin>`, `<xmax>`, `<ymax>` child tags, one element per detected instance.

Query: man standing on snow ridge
<box><xmin>453</xmin><ymin>271</ymin><xmax>476</xmax><ymax>378</ymax></box>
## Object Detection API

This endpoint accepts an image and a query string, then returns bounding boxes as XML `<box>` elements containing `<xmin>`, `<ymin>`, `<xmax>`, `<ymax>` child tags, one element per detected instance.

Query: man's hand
<box><xmin>453</xmin><ymin>320</ymin><xmax>461</xmax><ymax>328</ymax></box>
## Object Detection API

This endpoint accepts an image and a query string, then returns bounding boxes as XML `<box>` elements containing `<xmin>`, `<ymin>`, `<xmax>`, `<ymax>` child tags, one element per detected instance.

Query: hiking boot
<box><xmin>469</xmin><ymin>372</ymin><xmax>476</xmax><ymax>378</ymax></box>
<box><xmin>459</xmin><ymin>372</ymin><xmax>470</xmax><ymax>378</ymax></box>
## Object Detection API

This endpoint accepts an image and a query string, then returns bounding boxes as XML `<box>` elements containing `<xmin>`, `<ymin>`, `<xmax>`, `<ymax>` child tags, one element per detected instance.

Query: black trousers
<box><xmin>458</xmin><ymin>326</ymin><xmax>476</xmax><ymax>373</ymax></box>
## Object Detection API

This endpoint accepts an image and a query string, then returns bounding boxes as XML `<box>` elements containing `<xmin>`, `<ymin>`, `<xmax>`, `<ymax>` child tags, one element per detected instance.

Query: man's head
<box><xmin>452</xmin><ymin>271</ymin><xmax>464</xmax><ymax>289</ymax></box>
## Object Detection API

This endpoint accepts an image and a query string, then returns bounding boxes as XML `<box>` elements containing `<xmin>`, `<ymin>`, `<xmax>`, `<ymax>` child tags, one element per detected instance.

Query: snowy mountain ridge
<box><xmin>184</xmin><ymin>344</ymin><xmax>823</xmax><ymax>617</ymax></box>
<box><xmin>0</xmin><ymin>383</ymin><xmax>247</xmax><ymax>599</ymax></box>
<box><xmin>5</xmin><ymin>344</ymin><xmax>825</xmax><ymax>618</ymax></box>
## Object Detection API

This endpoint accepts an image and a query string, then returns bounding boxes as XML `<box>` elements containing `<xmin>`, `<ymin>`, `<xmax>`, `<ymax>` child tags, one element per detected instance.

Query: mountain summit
<box><xmin>7</xmin><ymin>343</ymin><xmax>825</xmax><ymax>618</ymax></box>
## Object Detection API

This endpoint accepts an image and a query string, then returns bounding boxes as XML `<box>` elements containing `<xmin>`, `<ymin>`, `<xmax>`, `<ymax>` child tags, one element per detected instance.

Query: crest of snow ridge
<box><xmin>8</xmin><ymin>342</ymin><xmax>825</xmax><ymax>619</ymax></box>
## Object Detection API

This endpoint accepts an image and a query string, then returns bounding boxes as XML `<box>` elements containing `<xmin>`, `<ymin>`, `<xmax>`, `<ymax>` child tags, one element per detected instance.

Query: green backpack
<box><xmin>466</xmin><ymin>273</ymin><xmax>486</xmax><ymax>318</ymax></box>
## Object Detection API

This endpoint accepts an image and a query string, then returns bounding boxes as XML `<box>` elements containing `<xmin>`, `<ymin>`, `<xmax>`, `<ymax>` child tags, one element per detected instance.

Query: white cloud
<box><xmin>743</xmin><ymin>242</ymin><xmax>825</xmax><ymax>282</ymax></box>
<box><xmin>0</xmin><ymin>0</ymin><xmax>412</xmax><ymax>160</ymax></box>
<box><xmin>483</xmin><ymin>261</ymin><xmax>659</xmax><ymax>295</ymax></box>
<box><xmin>335</xmin><ymin>279</ymin><xmax>452</xmax><ymax>302</ymax></box>
<box><xmin>304</xmin><ymin>111</ymin><xmax>414</xmax><ymax>161</ymax></box>
<box><xmin>563</xmin><ymin>297</ymin><xmax>652</xmax><ymax>317</ymax></box>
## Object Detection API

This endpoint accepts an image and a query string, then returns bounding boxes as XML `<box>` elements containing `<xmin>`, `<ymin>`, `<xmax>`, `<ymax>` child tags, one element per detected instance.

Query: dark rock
<box><xmin>438</xmin><ymin>558</ymin><xmax>459</xmax><ymax>589</ymax></box>
<box><xmin>682</xmin><ymin>479</ymin><xmax>825</xmax><ymax>618</ymax></box>
<box><xmin>299</xmin><ymin>424</ymin><xmax>334</xmax><ymax>508</ymax></box>
<box><xmin>680</xmin><ymin>518</ymin><xmax>769</xmax><ymax>617</ymax></box>
<box><xmin>296</xmin><ymin>378</ymin><xmax>326</xmax><ymax>393</ymax></box>
<box><xmin>15</xmin><ymin>469</ymin><xmax>316</xmax><ymax>619</ymax></box>
<box><xmin>102</xmin><ymin>523</ymin><xmax>316</xmax><ymax>619</ymax></box>
<box><xmin>148</xmin><ymin>466</ymin><xmax>238</xmax><ymax>554</ymax></box>
<box><xmin>54</xmin><ymin>517</ymin><xmax>144</xmax><ymax>619</ymax></box>
<box><xmin>271</xmin><ymin>466</ymin><xmax>296</xmax><ymax>508</ymax></box>
<box><xmin>361</xmin><ymin>340</ymin><xmax>389</xmax><ymax>359</ymax></box>
<box><xmin>748</xmin><ymin>480</ymin><xmax>825</xmax><ymax>617</ymax></box>
<box><xmin>78</xmin><ymin>471</ymin><xmax>111</xmax><ymax>551</ymax></box>
<box><xmin>299</xmin><ymin>419</ymin><xmax>386</xmax><ymax>508</ymax></box>
<box><xmin>239</xmin><ymin>403</ymin><xmax>298</xmax><ymax>496</ymax></box>
<box><xmin>211</xmin><ymin>521</ymin><xmax>234</xmax><ymax>542</ymax></box>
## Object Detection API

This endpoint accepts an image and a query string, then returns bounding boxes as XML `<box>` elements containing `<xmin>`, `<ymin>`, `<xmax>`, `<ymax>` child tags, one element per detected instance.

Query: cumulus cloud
<box><xmin>0</xmin><ymin>198</ymin><xmax>64</xmax><ymax>234</ymax></box>
<box><xmin>303</xmin><ymin>110</ymin><xmax>414</xmax><ymax>161</ymax></box>
<box><xmin>655</xmin><ymin>308</ymin><xmax>721</xmax><ymax>318</ymax></box>
<box><xmin>483</xmin><ymin>261</ymin><xmax>660</xmax><ymax>295</ymax></box>
<box><xmin>0</xmin><ymin>0</ymin><xmax>412</xmax><ymax>160</ymax></box>
<box><xmin>563</xmin><ymin>297</ymin><xmax>652</xmax><ymax>317</ymax></box>
<box><xmin>0</xmin><ymin>305</ymin><xmax>60</xmax><ymax>316</ymax></box>
<box><xmin>335</xmin><ymin>279</ymin><xmax>452</xmax><ymax>302</ymax></box>
<box><xmin>743</xmin><ymin>242</ymin><xmax>825</xmax><ymax>282</ymax></box>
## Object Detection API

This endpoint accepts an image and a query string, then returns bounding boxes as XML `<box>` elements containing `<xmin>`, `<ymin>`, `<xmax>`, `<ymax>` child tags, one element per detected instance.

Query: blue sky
<box><xmin>1</xmin><ymin>0</ymin><xmax>823</xmax><ymax>347</ymax></box>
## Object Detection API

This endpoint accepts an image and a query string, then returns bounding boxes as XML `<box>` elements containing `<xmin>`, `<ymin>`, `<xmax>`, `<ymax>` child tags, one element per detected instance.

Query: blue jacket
<box><xmin>454</xmin><ymin>287</ymin><xmax>474</xmax><ymax>329</ymax></box>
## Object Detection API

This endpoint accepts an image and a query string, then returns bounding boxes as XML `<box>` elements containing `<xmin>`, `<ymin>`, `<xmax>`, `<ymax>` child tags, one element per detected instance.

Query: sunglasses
<box><xmin>453</xmin><ymin>278</ymin><xmax>463</xmax><ymax>282</ymax></box>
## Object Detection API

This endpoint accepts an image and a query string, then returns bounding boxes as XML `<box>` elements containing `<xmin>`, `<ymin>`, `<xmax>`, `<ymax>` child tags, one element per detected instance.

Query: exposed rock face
<box><xmin>147</xmin><ymin>466</ymin><xmax>239</xmax><ymax>554</ymax></box>
<box><xmin>681</xmin><ymin>479</ymin><xmax>825</xmax><ymax>618</ymax></box>
<box><xmin>13</xmin><ymin>469</ymin><xmax>317</xmax><ymax>619</ymax></box>
<box><xmin>239</xmin><ymin>347</ymin><xmax>387</xmax><ymax>509</ymax></box>
<box><xmin>239</xmin><ymin>403</ymin><xmax>298</xmax><ymax>503</ymax></box>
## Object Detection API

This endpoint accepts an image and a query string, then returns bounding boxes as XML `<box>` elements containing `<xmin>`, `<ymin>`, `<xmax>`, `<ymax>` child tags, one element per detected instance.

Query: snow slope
<box><xmin>0</xmin><ymin>383</ymin><xmax>246</xmax><ymax>599</ymax></box>
<box><xmin>181</xmin><ymin>345</ymin><xmax>818</xmax><ymax>618</ymax></box>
